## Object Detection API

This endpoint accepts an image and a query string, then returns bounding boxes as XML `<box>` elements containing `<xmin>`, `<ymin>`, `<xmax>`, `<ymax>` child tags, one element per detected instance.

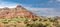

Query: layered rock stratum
<box><xmin>0</xmin><ymin>5</ymin><xmax>39</xmax><ymax>18</ymax></box>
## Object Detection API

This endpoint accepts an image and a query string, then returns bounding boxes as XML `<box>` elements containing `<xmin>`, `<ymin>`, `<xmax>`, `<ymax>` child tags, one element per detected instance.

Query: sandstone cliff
<box><xmin>0</xmin><ymin>5</ymin><xmax>39</xmax><ymax>18</ymax></box>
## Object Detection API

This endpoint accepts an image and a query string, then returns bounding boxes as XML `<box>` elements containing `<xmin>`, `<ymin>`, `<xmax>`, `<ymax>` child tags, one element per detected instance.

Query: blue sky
<box><xmin>0</xmin><ymin>0</ymin><xmax>60</xmax><ymax>8</ymax></box>
<box><xmin>0</xmin><ymin>0</ymin><xmax>60</xmax><ymax>17</ymax></box>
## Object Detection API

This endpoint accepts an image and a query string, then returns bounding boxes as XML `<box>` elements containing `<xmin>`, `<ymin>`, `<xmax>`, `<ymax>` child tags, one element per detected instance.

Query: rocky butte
<box><xmin>0</xmin><ymin>5</ymin><xmax>39</xmax><ymax>18</ymax></box>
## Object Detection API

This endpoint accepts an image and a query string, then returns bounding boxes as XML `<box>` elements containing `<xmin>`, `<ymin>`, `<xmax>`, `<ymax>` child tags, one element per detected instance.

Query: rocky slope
<box><xmin>0</xmin><ymin>5</ymin><xmax>39</xmax><ymax>18</ymax></box>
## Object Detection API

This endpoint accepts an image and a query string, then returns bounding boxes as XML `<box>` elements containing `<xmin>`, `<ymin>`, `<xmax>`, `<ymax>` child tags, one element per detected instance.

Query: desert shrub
<box><xmin>0</xmin><ymin>17</ymin><xmax>59</xmax><ymax>27</ymax></box>
<box><xmin>31</xmin><ymin>18</ymin><xmax>38</xmax><ymax>22</ymax></box>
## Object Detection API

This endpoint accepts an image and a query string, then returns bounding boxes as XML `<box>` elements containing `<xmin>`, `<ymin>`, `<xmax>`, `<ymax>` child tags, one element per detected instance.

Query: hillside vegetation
<box><xmin>0</xmin><ymin>16</ymin><xmax>60</xmax><ymax>27</ymax></box>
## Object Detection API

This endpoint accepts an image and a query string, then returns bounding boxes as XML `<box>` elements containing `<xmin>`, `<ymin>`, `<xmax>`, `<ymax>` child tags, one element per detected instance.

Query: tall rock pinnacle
<box><xmin>16</xmin><ymin>5</ymin><xmax>22</xmax><ymax>8</ymax></box>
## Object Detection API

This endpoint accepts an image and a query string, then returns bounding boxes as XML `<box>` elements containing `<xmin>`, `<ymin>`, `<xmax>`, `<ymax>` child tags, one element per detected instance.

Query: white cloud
<box><xmin>57</xmin><ymin>0</ymin><xmax>60</xmax><ymax>2</ymax></box>
<box><xmin>0</xmin><ymin>2</ymin><xmax>20</xmax><ymax>8</ymax></box>
<box><xmin>25</xmin><ymin>7</ymin><xmax>60</xmax><ymax>16</ymax></box>
<box><xmin>26</xmin><ymin>8</ymin><xmax>54</xmax><ymax>16</ymax></box>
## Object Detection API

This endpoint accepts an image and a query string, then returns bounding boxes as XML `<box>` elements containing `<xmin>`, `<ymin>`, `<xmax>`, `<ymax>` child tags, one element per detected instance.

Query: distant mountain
<box><xmin>0</xmin><ymin>5</ymin><xmax>39</xmax><ymax>18</ymax></box>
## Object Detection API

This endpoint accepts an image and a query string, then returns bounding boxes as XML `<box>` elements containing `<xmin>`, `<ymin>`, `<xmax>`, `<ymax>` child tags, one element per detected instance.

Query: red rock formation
<box><xmin>0</xmin><ymin>5</ymin><xmax>39</xmax><ymax>18</ymax></box>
